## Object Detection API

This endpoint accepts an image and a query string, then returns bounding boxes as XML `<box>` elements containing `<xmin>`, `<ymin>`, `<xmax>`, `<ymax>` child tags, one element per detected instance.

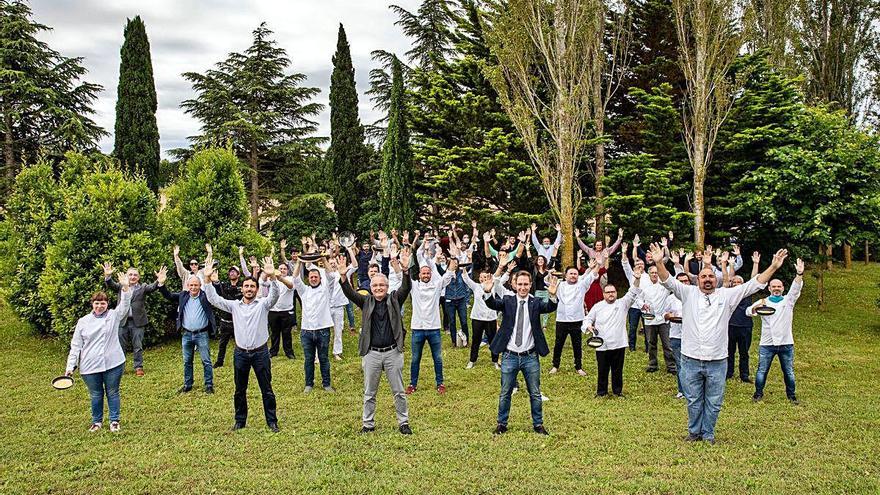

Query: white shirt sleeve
<box><xmin>204</xmin><ymin>282</ymin><xmax>233</xmax><ymax>313</ymax></box>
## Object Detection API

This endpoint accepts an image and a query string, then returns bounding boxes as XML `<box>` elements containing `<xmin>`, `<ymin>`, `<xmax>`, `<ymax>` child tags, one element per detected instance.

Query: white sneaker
<box><xmin>480</xmin><ymin>341</ymin><xmax>488</xmax><ymax>347</ymax></box>
<box><xmin>676</xmin><ymin>392</ymin><xmax>685</xmax><ymax>399</ymax></box>
<box><xmin>88</xmin><ymin>422</ymin><xmax>102</xmax><ymax>432</ymax></box>
<box><xmin>109</xmin><ymin>421</ymin><xmax>120</xmax><ymax>433</ymax></box>
<box><xmin>465</xmin><ymin>361</ymin><xmax>475</xmax><ymax>369</ymax></box>
<box><xmin>549</xmin><ymin>367</ymin><xmax>558</xmax><ymax>374</ymax></box>
<box><xmin>512</xmin><ymin>387</ymin><xmax>519</xmax><ymax>395</ymax></box>
<box><xmin>576</xmin><ymin>369</ymin><xmax>587</xmax><ymax>377</ymax></box>
<box><xmin>494</xmin><ymin>362</ymin><xmax>501</xmax><ymax>371</ymax></box>
<box><xmin>541</xmin><ymin>394</ymin><xmax>550</xmax><ymax>402</ymax></box>
<box><xmin>334</xmin><ymin>354</ymin><xmax>342</xmax><ymax>361</ymax></box>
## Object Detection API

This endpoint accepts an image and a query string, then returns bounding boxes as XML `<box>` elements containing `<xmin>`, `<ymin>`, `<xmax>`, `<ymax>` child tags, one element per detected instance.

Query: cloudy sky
<box><xmin>32</xmin><ymin>0</ymin><xmax>420</xmax><ymax>157</ymax></box>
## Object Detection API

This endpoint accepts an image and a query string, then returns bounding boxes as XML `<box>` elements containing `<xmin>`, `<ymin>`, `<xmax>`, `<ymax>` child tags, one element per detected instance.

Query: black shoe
<box><xmin>360</xmin><ymin>426</ymin><xmax>375</xmax><ymax>434</ymax></box>
<box><xmin>533</xmin><ymin>425</ymin><xmax>549</xmax><ymax>435</ymax></box>
<box><xmin>231</xmin><ymin>423</ymin><xmax>245</xmax><ymax>431</ymax></box>
<box><xmin>645</xmin><ymin>367</ymin><xmax>658</xmax><ymax>373</ymax></box>
<box><xmin>399</xmin><ymin>423</ymin><xmax>413</xmax><ymax>435</ymax></box>
<box><xmin>741</xmin><ymin>377</ymin><xmax>753</xmax><ymax>384</ymax></box>
<box><xmin>594</xmin><ymin>393</ymin><xmax>607</xmax><ymax>398</ymax></box>
<box><xmin>683</xmin><ymin>433</ymin><xmax>701</xmax><ymax>442</ymax></box>
<box><xmin>705</xmin><ymin>438</ymin><xmax>716</xmax><ymax>445</ymax></box>
<box><xmin>788</xmin><ymin>396</ymin><xmax>800</xmax><ymax>406</ymax></box>
<box><xmin>614</xmin><ymin>393</ymin><xmax>626</xmax><ymax>399</ymax></box>
<box><xmin>752</xmin><ymin>394</ymin><xmax>763</xmax><ymax>402</ymax></box>
<box><xmin>177</xmin><ymin>386</ymin><xmax>192</xmax><ymax>394</ymax></box>
<box><xmin>726</xmin><ymin>375</ymin><xmax>733</xmax><ymax>381</ymax></box>
<box><xmin>285</xmin><ymin>353</ymin><xmax>295</xmax><ymax>359</ymax></box>
<box><xmin>205</xmin><ymin>387</ymin><xmax>214</xmax><ymax>394</ymax></box>
<box><xmin>270</xmin><ymin>353</ymin><xmax>278</xmax><ymax>358</ymax></box>
<box><xmin>493</xmin><ymin>424</ymin><xmax>508</xmax><ymax>435</ymax></box>
<box><xmin>214</xmin><ymin>361</ymin><xmax>224</xmax><ymax>368</ymax></box>
<box><xmin>268</xmin><ymin>423</ymin><xmax>280</xmax><ymax>433</ymax></box>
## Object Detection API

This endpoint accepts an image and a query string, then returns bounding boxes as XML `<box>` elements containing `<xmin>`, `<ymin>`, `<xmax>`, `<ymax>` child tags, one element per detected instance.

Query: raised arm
<box><xmin>606</xmin><ymin>228</ymin><xmax>623</xmax><ymax>255</ymax></box>
<box><xmin>238</xmin><ymin>246</ymin><xmax>252</xmax><ymax>278</ymax></box>
<box><xmin>173</xmin><ymin>245</ymin><xmax>188</xmax><ymax>282</ymax></box>
<box><xmin>788</xmin><ymin>258</ymin><xmax>804</xmax><ymax>305</ymax></box>
<box><xmin>750</xmin><ymin>251</ymin><xmax>760</xmax><ymax>280</ymax></box>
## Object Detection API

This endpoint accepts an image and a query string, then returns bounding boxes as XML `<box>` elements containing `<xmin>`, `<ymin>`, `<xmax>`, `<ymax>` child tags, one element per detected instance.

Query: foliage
<box><xmin>0</xmin><ymin>157</ymin><xmax>66</xmax><ymax>333</ymax></box>
<box><xmin>38</xmin><ymin>157</ymin><xmax>167</xmax><ymax>340</ymax></box>
<box><xmin>159</xmin><ymin>148</ymin><xmax>270</xmax><ymax>277</ymax></box>
<box><xmin>113</xmin><ymin>15</ymin><xmax>161</xmax><ymax>192</ymax></box>
<box><xmin>0</xmin><ymin>0</ymin><xmax>106</xmax><ymax>187</ymax></box>
<box><xmin>181</xmin><ymin>22</ymin><xmax>323</xmax><ymax>228</ymax></box>
<box><xmin>273</xmin><ymin>193</ymin><xmax>338</xmax><ymax>245</ymax></box>
<box><xmin>378</xmin><ymin>57</ymin><xmax>414</xmax><ymax>231</ymax></box>
<box><xmin>326</xmin><ymin>24</ymin><xmax>371</xmax><ymax>232</ymax></box>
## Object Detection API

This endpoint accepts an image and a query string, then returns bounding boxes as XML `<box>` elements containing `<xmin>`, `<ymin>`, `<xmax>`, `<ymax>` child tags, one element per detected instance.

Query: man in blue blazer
<box><xmin>482</xmin><ymin>268</ymin><xmax>559</xmax><ymax>435</ymax></box>
<box><xmin>160</xmin><ymin>273</ymin><xmax>217</xmax><ymax>394</ymax></box>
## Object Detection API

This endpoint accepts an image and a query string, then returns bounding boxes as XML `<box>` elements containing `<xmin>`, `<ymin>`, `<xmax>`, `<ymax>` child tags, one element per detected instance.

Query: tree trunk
<box><xmin>692</xmin><ymin>156</ymin><xmax>706</xmax><ymax>249</ymax></box>
<box><xmin>249</xmin><ymin>146</ymin><xmax>260</xmax><ymax>230</ymax></box>
<box><xmin>843</xmin><ymin>242</ymin><xmax>851</xmax><ymax>269</ymax></box>
<box><xmin>866</xmin><ymin>240</ymin><xmax>870</xmax><ymax>265</ymax></box>
<box><xmin>817</xmin><ymin>267</ymin><xmax>825</xmax><ymax>311</ymax></box>
<box><xmin>825</xmin><ymin>244</ymin><xmax>833</xmax><ymax>270</ymax></box>
<box><xmin>594</xmin><ymin>142</ymin><xmax>606</xmax><ymax>239</ymax></box>
<box><xmin>3</xmin><ymin>110</ymin><xmax>16</xmax><ymax>181</ymax></box>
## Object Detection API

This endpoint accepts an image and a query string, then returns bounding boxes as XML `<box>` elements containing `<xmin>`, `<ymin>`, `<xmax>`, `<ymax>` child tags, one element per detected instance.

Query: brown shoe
<box><xmin>135</xmin><ymin>368</ymin><xmax>145</xmax><ymax>377</ymax></box>
<box><xmin>437</xmin><ymin>384</ymin><xmax>447</xmax><ymax>395</ymax></box>
<box><xmin>405</xmin><ymin>385</ymin><xmax>416</xmax><ymax>395</ymax></box>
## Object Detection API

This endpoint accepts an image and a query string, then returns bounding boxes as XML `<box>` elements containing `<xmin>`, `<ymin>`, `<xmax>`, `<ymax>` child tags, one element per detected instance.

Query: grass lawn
<box><xmin>1</xmin><ymin>264</ymin><xmax>879</xmax><ymax>494</ymax></box>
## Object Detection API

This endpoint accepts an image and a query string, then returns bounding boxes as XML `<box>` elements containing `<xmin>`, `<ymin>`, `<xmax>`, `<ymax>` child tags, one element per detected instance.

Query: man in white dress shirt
<box><xmin>550</xmin><ymin>261</ymin><xmax>598</xmax><ymax>376</ymax></box>
<box><xmin>647</xmin><ymin>243</ymin><xmax>788</xmax><ymax>444</ymax></box>
<box><xmin>747</xmin><ymin>258</ymin><xmax>804</xmax><ymax>405</ymax></box>
<box><xmin>291</xmin><ymin>257</ymin><xmax>335</xmax><ymax>393</ymax></box>
<box><xmin>203</xmin><ymin>254</ymin><xmax>282</xmax><ymax>433</ymax></box>
<box><xmin>584</xmin><ymin>263</ymin><xmax>643</xmax><ymax>397</ymax></box>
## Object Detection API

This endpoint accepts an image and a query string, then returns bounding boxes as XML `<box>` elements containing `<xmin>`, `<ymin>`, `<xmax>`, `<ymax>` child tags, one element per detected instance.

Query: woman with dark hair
<box><xmin>532</xmin><ymin>255</ymin><xmax>551</xmax><ymax>331</ymax></box>
<box><xmin>64</xmin><ymin>270</ymin><xmax>133</xmax><ymax>432</ymax></box>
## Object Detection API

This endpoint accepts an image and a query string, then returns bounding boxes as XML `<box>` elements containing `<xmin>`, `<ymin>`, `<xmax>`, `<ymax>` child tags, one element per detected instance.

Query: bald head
<box><xmin>769</xmin><ymin>278</ymin><xmax>785</xmax><ymax>295</ymax></box>
<box><xmin>698</xmin><ymin>267</ymin><xmax>716</xmax><ymax>294</ymax></box>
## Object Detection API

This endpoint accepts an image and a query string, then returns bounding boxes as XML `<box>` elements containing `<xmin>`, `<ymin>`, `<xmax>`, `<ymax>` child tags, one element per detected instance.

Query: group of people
<box><xmin>63</xmin><ymin>223</ymin><xmax>804</xmax><ymax>443</ymax></box>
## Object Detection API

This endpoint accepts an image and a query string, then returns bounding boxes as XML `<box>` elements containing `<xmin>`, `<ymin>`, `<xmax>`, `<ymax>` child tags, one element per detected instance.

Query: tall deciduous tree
<box><xmin>379</xmin><ymin>57</ymin><xmax>414</xmax><ymax>230</ymax></box>
<box><xmin>114</xmin><ymin>15</ymin><xmax>160</xmax><ymax>192</ymax></box>
<box><xmin>0</xmin><ymin>0</ymin><xmax>105</xmax><ymax>187</ymax></box>
<box><xmin>181</xmin><ymin>23</ymin><xmax>323</xmax><ymax>229</ymax></box>
<box><xmin>327</xmin><ymin>24</ymin><xmax>369</xmax><ymax>232</ymax></box>
<box><xmin>484</xmin><ymin>0</ymin><xmax>604</xmax><ymax>266</ymax></box>
<box><xmin>671</xmin><ymin>0</ymin><xmax>742</xmax><ymax>247</ymax></box>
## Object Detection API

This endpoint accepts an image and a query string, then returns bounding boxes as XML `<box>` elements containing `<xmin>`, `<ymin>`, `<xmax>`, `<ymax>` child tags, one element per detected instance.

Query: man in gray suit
<box><xmin>337</xmin><ymin>249</ymin><xmax>413</xmax><ymax>435</ymax></box>
<box><xmin>103</xmin><ymin>262</ymin><xmax>163</xmax><ymax>376</ymax></box>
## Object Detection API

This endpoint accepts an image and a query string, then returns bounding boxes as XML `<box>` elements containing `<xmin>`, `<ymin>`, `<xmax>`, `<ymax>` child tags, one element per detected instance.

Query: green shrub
<box><xmin>273</xmin><ymin>193</ymin><xmax>338</xmax><ymax>244</ymax></box>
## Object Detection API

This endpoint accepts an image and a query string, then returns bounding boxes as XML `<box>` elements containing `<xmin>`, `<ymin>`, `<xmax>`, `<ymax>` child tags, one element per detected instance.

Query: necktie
<box><xmin>515</xmin><ymin>300</ymin><xmax>526</xmax><ymax>346</ymax></box>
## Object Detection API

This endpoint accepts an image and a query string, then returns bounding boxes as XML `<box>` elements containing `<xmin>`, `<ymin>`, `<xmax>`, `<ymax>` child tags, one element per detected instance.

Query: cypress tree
<box><xmin>114</xmin><ymin>15</ymin><xmax>160</xmax><ymax>192</ymax></box>
<box><xmin>327</xmin><ymin>23</ymin><xmax>368</xmax><ymax>232</ymax></box>
<box><xmin>379</xmin><ymin>57</ymin><xmax>413</xmax><ymax>230</ymax></box>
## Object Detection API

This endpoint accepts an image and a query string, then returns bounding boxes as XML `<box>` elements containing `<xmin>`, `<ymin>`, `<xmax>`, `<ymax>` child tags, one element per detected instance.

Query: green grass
<box><xmin>1</xmin><ymin>264</ymin><xmax>879</xmax><ymax>494</ymax></box>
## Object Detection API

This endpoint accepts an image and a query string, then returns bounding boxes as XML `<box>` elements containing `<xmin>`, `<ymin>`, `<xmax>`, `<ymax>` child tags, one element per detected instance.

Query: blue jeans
<box><xmin>669</xmin><ymin>337</ymin><xmax>684</xmax><ymax>394</ymax></box>
<box><xmin>498</xmin><ymin>352</ymin><xmax>543</xmax><ymax>427</ymax></box>
<box><xmin>680</xmin><ymin>355</ymin><xmax>726</xmax><ymax>441</ymax></box>
<box><xmin>233</xmin><ymin>345</ymin><xmax>276</xmax><ymax>426</ymax></box>
<box><xmin>444</xmin><ymin>298</ymin><xmax>469</xmax><ymax>345</ymax></box>
<box><xmin>182</xmin><ymin>330</ymin><xmax>214</xmax><ymax>389</ymax></box>
<box><xmin>301</xmin><ymin>329</ymin><xmax>332</xmax><ymax>387</ymax></box>
<box><xmin>345</xmin><ymin>302</ymin><xmax>356</xmax><ymax>327</ymax></box>
<box><xmin>754</xmin><ymin>345</ymin><xmax>796</xmax><ymax>398</ymax></box>
<box><xmin>627</xmin><ymin>307</ymin><xmax>642</xmax><ymax>351</ymax></box>
<box><xmin>81</xmin><ymin>363</ymin><xmax>124</xmax><ymax>424</ymax></box>
<box><xmin>410</xmin><ymin>329</ymin><xmax>444</xmax><ymax>387</ymax></box>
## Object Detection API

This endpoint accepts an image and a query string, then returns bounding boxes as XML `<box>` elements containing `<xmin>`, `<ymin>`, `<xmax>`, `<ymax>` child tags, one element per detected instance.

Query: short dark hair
<box><xmin>241</xmin><ymin>276</ymin><xmax>260</xmax><ymax>287</ymax></box>
<box><xmin>676</xmin><ymin>272</ymin><xmax>690</xmax><ymax>280</ymax></box>
<box><xmin>514</xmin><ymin>270</ymin><xmax>532</xmax><ymax>283</ymax></box>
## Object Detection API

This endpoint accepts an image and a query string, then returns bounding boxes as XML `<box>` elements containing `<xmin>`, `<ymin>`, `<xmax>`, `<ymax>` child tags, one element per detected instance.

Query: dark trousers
<box><xmin>551</xmin><ymin>321</ymin><xmax>584</xmax><ymax>370</ymax></box>
<box><xmin>268</xmin><ymin>310</ymin><xmax>295</xmax><ymax>358</ymax></box>
<box><xmin>470</xmin><ymin>319</ymin><xmax>498</xmax><ymax>363</ymax></box>
<box><xmin>596</xmin><ymin>347</ymin><xmax>626</xmax><ymax>396</ymax></box>
<box><xmin>439</xmin><ymin>296</ymin><xmax>449</xmax><ymax>333</ymax></box>
<box><xmin>233</xmin><ymin>345</ymin><xmax>277</xmax><ymax>426</ymax></box>
<box><xmin>301</xmin><ymin>328</ymin><xmax>331</xmax><ymax>387</ymax></box>
<box><xmin>444</xmin><ymin>297</ymin><xmax>469</xmax><ymax>345</ymax></box>
<box><xmin>627</xmin><ymin>307</ymin><xmax>642</xmax><ymax>351</ymax></box>
<box><xmin>214</xmin><ymin>320</ymin><xmax>234</xmax><ymax>366</ymax></box>
<box><xmin>727</xmin><ymin>325</ymin><xmax>752</xmax><ymax>380</ymax></box>
<box><xmin>646</xmin><ymin>323</ymin><xmax>675</xmax><ymax>372</ymax></box>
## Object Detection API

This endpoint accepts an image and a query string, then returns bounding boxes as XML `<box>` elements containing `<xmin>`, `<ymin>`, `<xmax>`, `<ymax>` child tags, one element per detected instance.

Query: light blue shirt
<box><xmin>183</xmin><ymin>293</ymin><xmax>208</xmax><ymax>331</ymax></box>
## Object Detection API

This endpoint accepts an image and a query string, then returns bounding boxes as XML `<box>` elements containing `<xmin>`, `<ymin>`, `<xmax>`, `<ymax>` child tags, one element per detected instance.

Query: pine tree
<box><xmin>379</xmin><ymin>58</ymin><xmax>414</xmax><ymax>230</ymax></box>
<box><xmin>114</xmin><ymin>15</ymin><xmax>160</xmax><ymax>192</ymax></box>
<box><xmin>327</xmin><ymin>24</ymin><xmax>369</xmax><ymax>232</ymax></box>
<box><xmin>0</xmin><ymin>0</ymin><xmax>106</xmax><ymax>187</ymax></box>
<box><xmin>181</xmin><ymin>23</ymin><xmax>323</xmax><ymax>229</ymax></box>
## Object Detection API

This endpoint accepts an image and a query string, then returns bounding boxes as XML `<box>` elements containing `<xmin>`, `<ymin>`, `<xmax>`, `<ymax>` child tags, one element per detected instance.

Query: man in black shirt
<box><xmin>338</xmin><ymin>249</ymin><xmax>413</xmax><ymax>435</ymax></box>
<box><xmin>212</xmin><ymin>266</ymin><xmax>243</xmax><ymax>367</ymax></box>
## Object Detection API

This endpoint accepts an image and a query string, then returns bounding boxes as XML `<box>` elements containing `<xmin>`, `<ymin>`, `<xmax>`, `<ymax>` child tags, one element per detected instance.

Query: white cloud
<box><xmin>30</xmin><ymin>0</ymin><xmax>420</xmax><ymax>158</ymax></box>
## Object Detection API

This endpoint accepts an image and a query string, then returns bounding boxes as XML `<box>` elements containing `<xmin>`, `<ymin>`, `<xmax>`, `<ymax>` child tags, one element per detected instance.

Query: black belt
<box><xmin>505</xmin><ymin>348</ymin><xmax>536</xmax><ymax>356</ymax></box>
<box><xmin>184</xmin><ymin>327</ymin><xmax>209</xmax><ymax>334</ymax></box>
<box><xmin>236</xmin><ymin>342</ymin><xmax>268</xmax><ymax>353</ymax></box>
<box><xmin>369</xmin><ymin>344</ymin><xmax>397</xmax><ymax>352</ymax></box>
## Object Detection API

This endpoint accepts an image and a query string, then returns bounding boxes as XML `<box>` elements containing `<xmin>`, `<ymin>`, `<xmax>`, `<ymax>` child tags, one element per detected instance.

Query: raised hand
<box><xmin>102</xmin><ymin>262</ymin><xmax>114</xmax><ymax>277</ymax></box>
<box><xmin>173</xmin><ymin>245</ymin><xmax>180</xmax><ymax>257</ymax></box>
<box><xmin>795</xmin><ymin>258</ymin><xmax>804</xmax><ymax>275</ymax></box>
<box><xmin>752</xmin><ymin>251</ymin><xmax>761</xmax><ymax>264</ymax></box>
<box><xmin>621</xmin><ymin>242</ymin><xmax>628</xmax><ymax>256</ymax></box>
<box><xmin>684</xmin><ymin>251</ymin><xmax>694</xmax><ymax>265</ymax></box>
<box><xmin>280</xmin><ymin>239</ymin><xmax>287</xmax><ymax>251</ymax></box>
<box><xmin>517</xmin><ymin>231</ymin><xmax>527</xmax><ymax>242</ymax></box>
<box><xmin>619</xmin><ymin>228</ymin><xmax>624</xmax><ymax>238</ymax></box>
<box><xmin>575</xmin><ymin>228</ymin><xmax>581</xmax><ymax>237</ymax></box>
<box><xmin>261</xmin><ymin>256</ymin><xmax>277</xmax><ymax>278</ymax></box>
<box><xmin>117</xmin><ymin>272</ymin><xmax>130</xmax><ymax>291</ymax></box>
<box><xmin>210</xmin><ymin>271</ymin><xmax>219</xmax><ymax>283</ymax></box>
<box><xmin>155</xmin><ymin>266</ymin><xmax>168</xmax><ymax>286</ymax></box>
<box><xmin>205</xmin><ymin>243</ymin><xmax>213</xmax><ymax>256</ymax></box>
<box><xmin>587</xmin><ymin>258</ymin><xmax>598</xmax><ymax>271</ymax></box>
<box><xmin>248</xmin><ymin>256</ymin><xmax>259</xmax><ymax>268</ymax></box>
<box><xmin>238</xmin><ymin>245</ymin><xmax>244</xmax><ymax>256</ymax></box>
<box><xmin>633</xmin><ymin>234</ymin><xmax>640</xmax><ymax>246</ymax></box>
<box><xmin>670</xmin><ymin>249</ymin><xmax>680</xmax><ymax>265</ymax></box>
<box><xmin>554</xmin><ymin>223</ymin><xmax>561</xmax><ymax>232</ymax></box>
<box><xmin>633</xmin><ymin>262</ymin><xmax>644</xmax><ymax>278</ymax></box>
<box><xmin>202</xmin><ymin>255</ymin><xmax>215</xmax><ymax>279</ymax></box>
<box><xmin>719</xmin><ymin>251</ymin><xmax>730</xmax><ymax>264</ymax></box>
<box><xmin>498</xmin><ymin>250</ymin><xmax>510</xmax><ymax>265</ymax></box>
<box><xmin>531</xmin><ymin>223</ymin><xmax>537</xmax><ymax>232</ymax></box>
<box><xmin>732</xmin><ymin>244</ymin><xmax>740</xmax><ymax>256</ymax></box>
<box><xmin>483</xmin><ymin>231</ymin><xmax>491</xmax><ymax>242</ymax></box>
<box><xmin>770</xmin><ymin>249</ymin><xmax>789</xmax><ymax>269</ymax></box>
<box><xmin>471</xmin><ymin>219</ymin><xmax>477</xmax><ymax>228</ymax></box>
<box><xmin>335</xmin><ymin>255</ymin><xmax>348</xmax><ymax>275</ymax></box>
<box><xmin>668</xmin><ymin>230</ymin><xmax>674</xmax><ymax>241</ymax></box>
<box><xmin>481</xmin><ymin>274</ymin><xmax>495</xmax><ymax>293</ymax></box>
<box><xmin>448</xmin><ymin>258</ymin><xmax>460</xmax><ymax>272</ymax></box>
<box><xmin>547</xmin><ymin>274</ymin><xmax>559</xmax><ymax>296</ymax></box>
<box><xmin>660</xmin><ymin>237</ymin><xmax>668</xmax><ymax>247</ymax></box>
<box><xmin>647</xmin><ymin>243</ymin><xmax>664</xmax><ymax>264</ymax></box>
<box><xmin>399</xmin><ymin>247</ymin><xmax>412</xmax><ymax>269</ymax></box>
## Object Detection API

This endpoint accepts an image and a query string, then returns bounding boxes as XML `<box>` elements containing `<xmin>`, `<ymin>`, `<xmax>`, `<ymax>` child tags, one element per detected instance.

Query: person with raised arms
<box><xmin>747</xmin><ymin>258</ymin><xmax>805</xmax><ymax>405</ymax></box>
<box><xmin>647</xmin><ymin>242</ymin><xmax>788</xmax><ymax>444</ymax></box>
<box><xmin>202</xmin><ymin>252</ymin><xmax>281</xmax><ymax>433</ymax></box>
<box><xmin>289</xmin><ymin>253</ymin><xmax>335</xmax><ymax>393</ymax></box>
<box><xmin>337</xmin><ymin>249</ymin><xmax>414</xmax><ymax>435</ymax></box>
<box><xmin>64</xmin><ymin>268</ymin><xmax>134</xmax><ymax>432</ymax></box>
<box><xmin>549</xmin><ymin>259</ymin><xmax>599</xmax><ymax>376</ymax></box>
<box><xmin>462</xmin><ymin>251</ymin><xmax>515</xmax><ymax>370</ymax></box>
<box><xmin>482</xmin><ymin>269</ymin><xmax>559</xmax><ymax>435</ymax></box>
<box><xmin>102</xmin><ymin>262</ymin><xmax>162</xmax><ymax>377</ymax></box>
<box><xmin>583</xmin><ymin>262</ymin><xmax>643</xmax><ymax>397</ymax></box>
